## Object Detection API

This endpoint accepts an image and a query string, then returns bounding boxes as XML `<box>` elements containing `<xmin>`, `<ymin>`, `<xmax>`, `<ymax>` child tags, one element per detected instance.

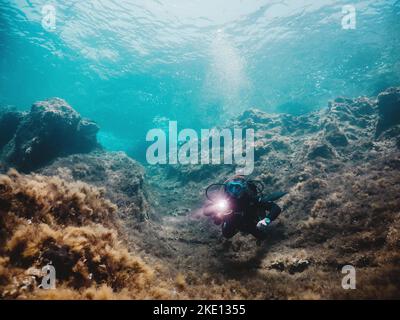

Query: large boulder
<box><xmin>0</xmin><ymin>107</ymin><xmax>24</xmax><ymax>150</ymax></box>
<box><xmin>1</xmin><ymin>98</ymin><xmax>99</xmax><ymax>171</ymax></box>
<box><xmin>376</xmin><ymin>87</ymin><xmax>400</xmax><ymax>136</ymax></box>
<box><xmin>39</xmin><ymin>151</ymin><xmax>152</xmax><ymax>221</ymax></box>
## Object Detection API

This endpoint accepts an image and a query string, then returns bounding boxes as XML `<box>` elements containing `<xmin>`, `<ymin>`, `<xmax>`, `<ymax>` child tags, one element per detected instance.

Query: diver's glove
<box><xmin>256</xmin><ymin>217</ymin><xmax>271</xmax><ymax>232</ymax></box>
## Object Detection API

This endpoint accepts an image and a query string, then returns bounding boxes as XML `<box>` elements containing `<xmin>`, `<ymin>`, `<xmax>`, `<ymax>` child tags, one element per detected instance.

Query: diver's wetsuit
<box><xmin>221</xmin><ymin>194</ymin><xmax>282</xmax><ymax>240</ymax></box>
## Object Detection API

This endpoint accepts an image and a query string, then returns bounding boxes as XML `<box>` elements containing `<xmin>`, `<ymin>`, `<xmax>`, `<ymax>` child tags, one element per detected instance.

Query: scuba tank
<box><xmin>206</xmin><ymin>175</ymin><xmax>286</xmax><ymax>202</ymax></box>
<box><xmin>205</xmin><ymin>175</ymin><xmax>264</xmax><ymax>201</ymax></box>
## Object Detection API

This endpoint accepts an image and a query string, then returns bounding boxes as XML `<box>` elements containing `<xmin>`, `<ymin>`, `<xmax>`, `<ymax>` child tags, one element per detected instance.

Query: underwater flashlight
<box><xmin>216</xmin><ymin>199</ymin><xmax>228</xmax><ymax>211</ymax></box>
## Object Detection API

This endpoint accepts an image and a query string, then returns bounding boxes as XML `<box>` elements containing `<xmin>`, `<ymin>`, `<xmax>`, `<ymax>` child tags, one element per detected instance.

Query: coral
<box><xmin>376</xmin><ymin>87</ymin><xmax>400</xmax><ymax>136</ymax></box>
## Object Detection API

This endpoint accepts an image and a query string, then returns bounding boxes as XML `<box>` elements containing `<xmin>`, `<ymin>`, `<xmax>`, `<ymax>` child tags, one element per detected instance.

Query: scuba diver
<box><xmin>203</xmin><ymin>175</ymin><xmax>286</xmax><ymax>240</ymax></box>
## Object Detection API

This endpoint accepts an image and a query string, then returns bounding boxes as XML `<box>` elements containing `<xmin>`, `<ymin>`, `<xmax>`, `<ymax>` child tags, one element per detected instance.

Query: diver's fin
<box><xmin>263</xmin><ymin>191</ymin><xmax>287</xmax><ymax>202</ymax></box>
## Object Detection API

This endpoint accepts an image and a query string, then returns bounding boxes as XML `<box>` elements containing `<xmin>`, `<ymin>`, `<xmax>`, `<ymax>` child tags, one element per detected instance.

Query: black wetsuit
<box><xmin>221</xmin><ymin>194</ymin><xmax>282</xmax><ymax>240</ymax></box>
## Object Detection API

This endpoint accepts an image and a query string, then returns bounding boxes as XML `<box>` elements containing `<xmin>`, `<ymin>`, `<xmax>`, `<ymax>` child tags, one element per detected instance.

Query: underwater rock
<box><xmin>352</xmin><ymin>98</ymin><xmax>376</xmax><ymax>117</ymax></box>
<box><xmin>253</xmin><ymin>140</ymin><xmax>271</xmax><ymax>160</ymax></box>
<box><xmin>1</xmin><ymin>88</ymin><xmax>400</xmax><ymax>300</ymax></box>
<box><xmin>376</xmin><ymin>87</ymin><xmax>400</xmax><ymax>136</ymax></box>
<box><xmin>77</xmin><ymin>118</ymin><xmax>99</xmax><ymax>148</ymax></box>
<box><xmin>325</xmin><ymin>128</ymin><xmax>349</xmax><ymax>147</ymax></box>
<box><xmin>328</xmin><ymin>97</ymin><xmax>377</xmax><ymax>131</ymax></box>
<box><xmin>328</xmin><ymin>101</ymin><xmax>354</xmax><ymax>123</ymax></box>
<box><xmin>239</xmin><ymin>108</ymin><xmax>273</xmax><ymax>125</ymax></box>
<box><xmin>380</xmin><ymin>125</ymin><xmax>400</xmax><ymax>149</ymax></box>
<box><xmin>269</xmin><ymin>261</ymin><xmax>285</xmax><ymax>272</ymax></box>
<box><xmin>267</xmin><ymin>258</ymin><xmax>311</xmax><ymax>274</ymax></box>
<box><xmin>307</xmin><ymin>143</ymin><xmax>335</xmax><ymax>160</ymax></box>
<box><xmin>0</xmin><ymin>169</ymin><xmax>170</xmax><ymax>299</ymax></box>
<box><xmin>39</xmin><ymin>151</ymin><xmax>152</xmax><ymax>221</ymax></box>
<box><xmin>171</xmin><ymin>207</ymin><xmax>191</xmax><ymax>216</ymax></box>
<box><xmin>0</xmin><ymin>107</ymin><xmax>24</xmax><ymax>150</ymax></box>
<box><xmin>333</xmin><ymin>97</ymin><xmax>354</xmax><ymax>104</ymax></box>
<box><xmin>166</xmin><ymin>163</ymin><xmax>226</xmax><ymax>182</ymax></box>
<box><xmin>2</xmin><ymin>98</ymin><xmax>99</xmax><ymax>172</ymax></box>
<box><xmin>288</xmin><ymin>259</ymin><xmax>310</xmax><ymax>274</ymax></box>
<box><xmin>327</xmin><ymin>134</ymin><xmax>348</xmax><ymax>147</ymax></box>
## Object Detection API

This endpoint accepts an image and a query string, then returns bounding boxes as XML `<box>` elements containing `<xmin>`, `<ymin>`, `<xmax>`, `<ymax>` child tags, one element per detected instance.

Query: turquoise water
<box><xmin>1</xmin><ymin>1</ymin><xmax>399</xmax><ymax>158</ymax></box>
